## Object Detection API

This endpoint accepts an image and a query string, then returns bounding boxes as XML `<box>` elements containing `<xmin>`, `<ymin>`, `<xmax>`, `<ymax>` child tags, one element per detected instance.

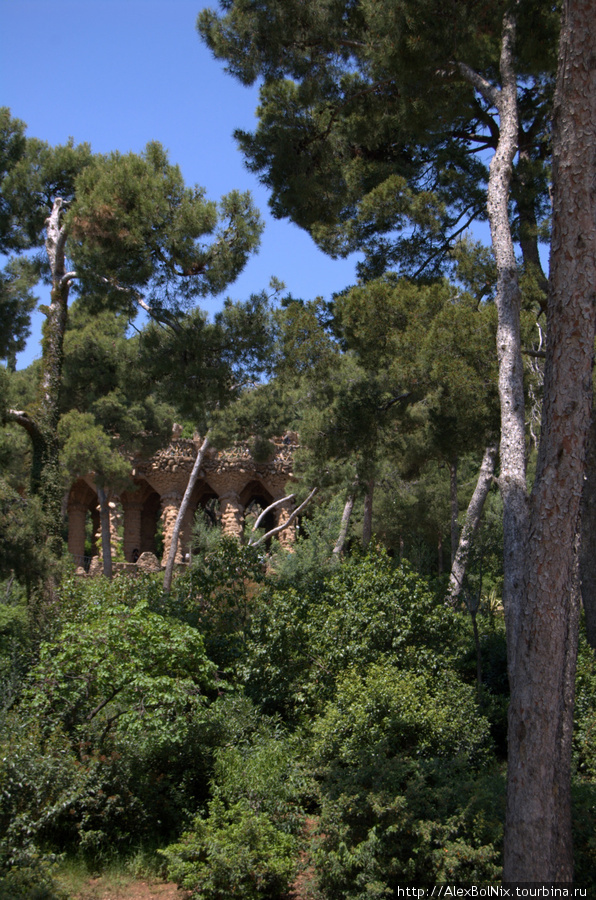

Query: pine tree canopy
<box><xmin>198</xmin><ymin>0</ymin><xmax>557</xmax><ymax>281</ymax></box>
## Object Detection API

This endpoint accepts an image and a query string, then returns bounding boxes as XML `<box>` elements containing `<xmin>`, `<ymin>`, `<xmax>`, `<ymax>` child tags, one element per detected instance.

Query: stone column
<box><xmin>67</xmin><ymin>501</ymin><xmax>87</xmax><ymax>567</ymax></box>
<box><xmin>219</xmin><ymin>492</ymin><xmax>244</xmax><ymax>540</ymax></box>
<box><xmin>275</xmin><ymin>498</ymin><xmax>296</xmax><ymax>549</ymax></box>
<box><xmin>179</xmin><ymin>506</ymin><xmax>195</xmax><ymax>562</ymax></box>
<box><xmin>109</xmin><ymin>496</ymin><xmax>123</xmax><ymax>563</ymax></box>
<box><xmin>123</xmin><ymin>500</ymin><xmax>143</xmax><ymax>562</ymax></box>
<box><xmin>160</xmin><ymin>491</ymin><xmax>183</xmax><ymax>565</ymax></box>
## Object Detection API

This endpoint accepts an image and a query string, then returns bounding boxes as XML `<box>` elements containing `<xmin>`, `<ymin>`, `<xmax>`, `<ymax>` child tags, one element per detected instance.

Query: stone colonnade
<box><xmin>66</xmin><ymin>435</ymin><xmax>297</xmax><ymax>570</ymax></box>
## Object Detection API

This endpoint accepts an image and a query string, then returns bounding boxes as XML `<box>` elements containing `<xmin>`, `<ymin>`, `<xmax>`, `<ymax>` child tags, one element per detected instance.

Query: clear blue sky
<box><xmin>1</xmin><ymin>0</ymin><xmax>364</xmax><ymax>369</ymax></box>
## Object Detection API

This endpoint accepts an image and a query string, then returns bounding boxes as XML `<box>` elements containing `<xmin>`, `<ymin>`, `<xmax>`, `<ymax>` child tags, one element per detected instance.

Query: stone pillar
<box><xmin>275</xmin><ymin>498</ymin><xmax>296</xmax><ymax>549</ymax></box>
<box><xmin>68</xmin><ymin>501</ymin><xmax>88</xmax><ymax>567</ymax></box>
<box><xmin>109</xmin><ymin>496</ymin><xmax>123</xmax><ymax>562</ymax></box>
<box><xmin>220</xmin><ymin>492</ymin><xmax>244</xmax><ymax>540</ymax></box>
<box><xmin>179</xmin><ymin>506</ymin><xmax>195</xmax><ymax>562</ymax></box>
<box><xmin>123</xmin><ymin>500</ymin><xmax>143</xmax><ymax>562</ymax></box>
<box><xmin>160</xmin><ymin>491</ymin><xmax>183</xmax><ymax>565</ymax></box>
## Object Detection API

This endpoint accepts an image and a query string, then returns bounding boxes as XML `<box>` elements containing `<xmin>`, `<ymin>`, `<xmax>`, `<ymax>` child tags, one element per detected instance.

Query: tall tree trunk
<box><xmin>333</xmin><ymin>493</ymin><xmax>355</xmax><ymax>558</ymax></box>
<box><xmin>447</xmin><ymin>444</ymin><xmax>498</xmax><ymax>606</ymax></box>
<box><xmin>460</xmin><ymin>9</ymin><xmax>529</xmax><ymax>675</ymax></box>
<box><xmin>504</xmin><ymin>0</ymin><xmax>596</xmax><ymax>881</ymax></box>
<box><xmin>487</xmin><ymin>12</ymin><xmax>529</xmax><ymax>678</ymax></box>
<box><xmin>163</xmin><ymin>433</ymin><xmax>210</xmax><ymax>593</ymax></box>
<box><xmin>362</xmin><ymin>479</ymin><xmax>374</xmax><ymax>548</ymax></box>
<box><xmin>580</xmin><ymin>408</ymin><xmax>596</xmax><ymax>648</ymax></box>
<box><xmin>449</xmin><ymin>457</ymin><xmax>459</xmax><ymax>565</ymax></box>
<box><xmin>37</xmin><ymin>198</ymin><xmax>75</xmax><ymax>555</ymax></box>
<box><xmin>96</xmin><ymin>486</ymin><xmax>113</xmax><ymax>580</ymax></box>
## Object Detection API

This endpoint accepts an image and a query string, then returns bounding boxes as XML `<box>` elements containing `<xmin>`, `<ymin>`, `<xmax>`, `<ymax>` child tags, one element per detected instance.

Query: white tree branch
<box><xmin>250</xmin><ymin>494</ymin><xmax>296</xmax><ymax>533</ymax></box>
<box><xmin>249</xmin><ymin>488</ymin><xmax>318</xmax><ymax>548</ymax></box>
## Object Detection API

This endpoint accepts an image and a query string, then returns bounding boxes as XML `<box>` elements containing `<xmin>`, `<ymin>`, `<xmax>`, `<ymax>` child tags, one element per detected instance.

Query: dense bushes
<box><xmin>161</xmin><ymin>721</ymin><xmax>309</xmax><ymax>899</ymax></box>
<box><xmin>241</xmin><ymin>550</ymin><xmax>466</xmax><ymax>722</ymax></box>
<box><xmin>2</xmin><ymin>545</ymin><xmax>596</xmax><ymax>892</ymax></box>
<box><xmin>310</xmin><ymin>663</ymin><xmax>502</xmax><ymax>895</ymax></box>
<box><xmin>2</xmin><ymin>575</ymin><xmax>220</xmax><ymax>865</ymax></box>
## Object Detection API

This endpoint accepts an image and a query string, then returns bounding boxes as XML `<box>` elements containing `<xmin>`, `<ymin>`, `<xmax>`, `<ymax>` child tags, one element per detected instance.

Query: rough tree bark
<box><xmin>461</xmin><ymin>8</ymin><xmax>529</xmax><ymax>677</ymax></box>
<box><xmin>579</xmin><ymin>409</ymin><xmax>596</xmax><ymax>648</ymax></box>
<box><xmin>503</xmin><ymin>0</ymin><xmax>596</xmax><ymax>881</ymax></box>
<box><xmin>447</xmin><ymin>444</ymin><xmax>498</xmax><ymax>607</ymax></box>
<box><xmin>163</xmin><ymin>433</ymin><xmax>211</xmax><ymax>593</ymax></box>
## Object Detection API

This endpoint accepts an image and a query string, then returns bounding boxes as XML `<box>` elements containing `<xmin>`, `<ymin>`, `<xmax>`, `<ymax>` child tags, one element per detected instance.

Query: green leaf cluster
<box><xmin>240</xmin><ymin>548</ymin><xmax>466</xmax><ymax>722</ymax></box>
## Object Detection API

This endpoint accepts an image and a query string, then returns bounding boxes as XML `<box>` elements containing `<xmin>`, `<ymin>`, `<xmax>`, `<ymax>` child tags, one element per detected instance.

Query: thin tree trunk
<box><xmin>30</xmin><ymin>198</ymin><xmax>76</xmax><ymax>555</ymax></box>
<box><xmin>362</xmin><ymin>479</ymin><xmax>374</xmax><ymax>548</ymax></box>
<box><xmin>471</xmin><ymin>606</ymin><xmax>483</xmax><ymax>697</ymax></box>
<box><xmin>163</xmin><ymin>433</ymin><xmax>210</xmax><ymax>593</ymax></box>
<box><xmin>96</xmin><ymin>486</ymin><xmax>113</xmax><ymax>580</ymax></box>
<box><xmin>447</xmin><ymin>444</ymin><xmax>497</xmax><ymax>606</ymax></box>
<box><xmin>333</xmin><ymin>494</ymin><xmax>355</xmax><ymax>558</ymax></box>
<box><xmin>504</xmin><ymin>0</ymin><xmax>596</xmax><ymax>880</ymax></box>
<box><xmin>460</xmin><ymin>10</ymin><xmax>529</xmax><ymax>676</ymax></box>
<box><xmin>487</xmin><ymin>13</ymin><xmax>529</xmax><ymax>678</ymax></box>
<box><xmin>449</xmin><ymin>457</ymin><xmax>458</xmax><ymax>565</ymax></box>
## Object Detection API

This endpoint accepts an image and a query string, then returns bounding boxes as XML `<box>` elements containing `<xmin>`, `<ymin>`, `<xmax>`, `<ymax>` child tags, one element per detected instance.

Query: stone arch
<box><xmin>190</xmin><ymin>481</ymin><xmax>220</xmax><ymax>528</ymax></box>
<box><xmin>120</xmin><ymin>480</ymin><xmax>162</xmax><ymax>562</ymax></box>
<box><xmin>67</xmin><ymin>479</ymin><xmax>99</xmax><ymax>569</ymax></box>
<box><xmin>240</xmin><ymin>480</ymin><xmax>276</xmax><ymax>538</ymax></box>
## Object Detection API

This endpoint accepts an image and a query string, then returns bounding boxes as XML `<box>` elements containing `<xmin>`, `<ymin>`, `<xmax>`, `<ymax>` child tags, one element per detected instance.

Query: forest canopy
<box><xmin>1</xmin><ymin>0</ymin><xmax>596</xmax><ymax>893</ymax></box>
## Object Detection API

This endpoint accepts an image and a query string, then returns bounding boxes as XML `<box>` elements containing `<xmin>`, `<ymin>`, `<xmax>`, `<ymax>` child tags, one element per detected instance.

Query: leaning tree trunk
<box><xmin>333</xmin><ymin>493</ymin><xmax>355</xmax><ymax>558</ymax></box>
<box><xmin>504</xmin><ymin>0</ymin><xmax>596</xmax><ymax>881</ymax></box>
<box><xmin>447</xmin><ymin>444</ymin><xmax>498</xmax><ymax>606</ymax></box>
<box><xmin>163</xmin><ymin>433</ymin><xmax>211</xmax><ymax>593</ymax></box>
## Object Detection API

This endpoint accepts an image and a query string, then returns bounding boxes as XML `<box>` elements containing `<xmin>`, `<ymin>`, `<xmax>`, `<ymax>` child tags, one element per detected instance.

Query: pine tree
<box><xmin>198</xmin><ymin>0</ymin><xmax>595</xmax><ymax>877</ymax></box>
<box><xmin>2</xmin><ymin>122</ymin><xmax>263</xmax><ymax>556</ymax></box>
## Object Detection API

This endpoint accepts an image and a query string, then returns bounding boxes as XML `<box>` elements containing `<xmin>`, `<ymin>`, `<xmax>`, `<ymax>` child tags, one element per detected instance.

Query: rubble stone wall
<box><xmin>67</xmin><ymin>433</ymin><xmax>298</xmax><ymax>570</ymax></box>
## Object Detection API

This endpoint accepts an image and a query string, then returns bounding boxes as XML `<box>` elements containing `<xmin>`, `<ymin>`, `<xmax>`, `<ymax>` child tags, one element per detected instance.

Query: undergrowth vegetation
<box><xmin>1</xmin><ymin>537</ymin><xmax>595</xmax><ymax>898</ymax></box>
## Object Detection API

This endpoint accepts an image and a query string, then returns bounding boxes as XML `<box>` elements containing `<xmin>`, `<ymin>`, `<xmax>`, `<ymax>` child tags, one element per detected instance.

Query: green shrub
<box><xmin>161</xmin><ymin>799</ymin><xmax>299</xmax><ymax>900</ymax></box>
<box><xmin>313</xmin><ymin>762</ymin><xmax>504</xmax><ymax>897</ymax></box>
<box><xmin>0</xmin><ymin>864</ymin><xmax>68</xmax><ymax>900</ymax></box>
<box><xmin>242</xmin><ymin>549</ymin><xmax>466</xmax><ymax>722</ymax></box>
<box><xmin>162</xmin><ymin>712</ymin><xmax>309</xmax><ymax>899</ymax></box>
<box><xmin>22</xmin><ymin>582</ymin><xmax>216</xmax><ymax>754</ymax></box>
<box><xmin>574</xmin><ymin>627</ymin><xmax>596</xmax><ymax>781</ymax></box>
<box><xmin>0</xmin><ymin>717</ymin><xmax>87</xmax><ymax>869</ymax></box>
<box><xmin>312</xmin><ymin>662</ymin><xmax>493</xmax><ymax>771</ymax></box>
<box><xmin>309</xmin><ymin>661</ymin><xmax>500</xmax><ymax>895</ymax></box>
<box><xmin>6</xmin><ymin>575</ymin><xmax>220</xmax><ymax>859</ymax></box>
<box><xmin>168</xmin><ymin>535</ymin><xmax>266</xmax><ymax>677</ymax></box>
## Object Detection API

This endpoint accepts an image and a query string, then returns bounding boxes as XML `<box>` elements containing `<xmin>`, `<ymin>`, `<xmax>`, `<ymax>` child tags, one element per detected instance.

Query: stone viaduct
<box><xmin>65</xmin><ymin>432</ymin><xmax>297</xmax><ymax>571</ymax></box>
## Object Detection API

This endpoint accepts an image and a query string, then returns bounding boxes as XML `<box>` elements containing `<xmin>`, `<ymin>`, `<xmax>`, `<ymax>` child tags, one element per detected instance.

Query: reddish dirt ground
<box><xmin>66</xmin><ymin>877</ymin><xmax>190</xmax><ymax>900</ymax></box>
